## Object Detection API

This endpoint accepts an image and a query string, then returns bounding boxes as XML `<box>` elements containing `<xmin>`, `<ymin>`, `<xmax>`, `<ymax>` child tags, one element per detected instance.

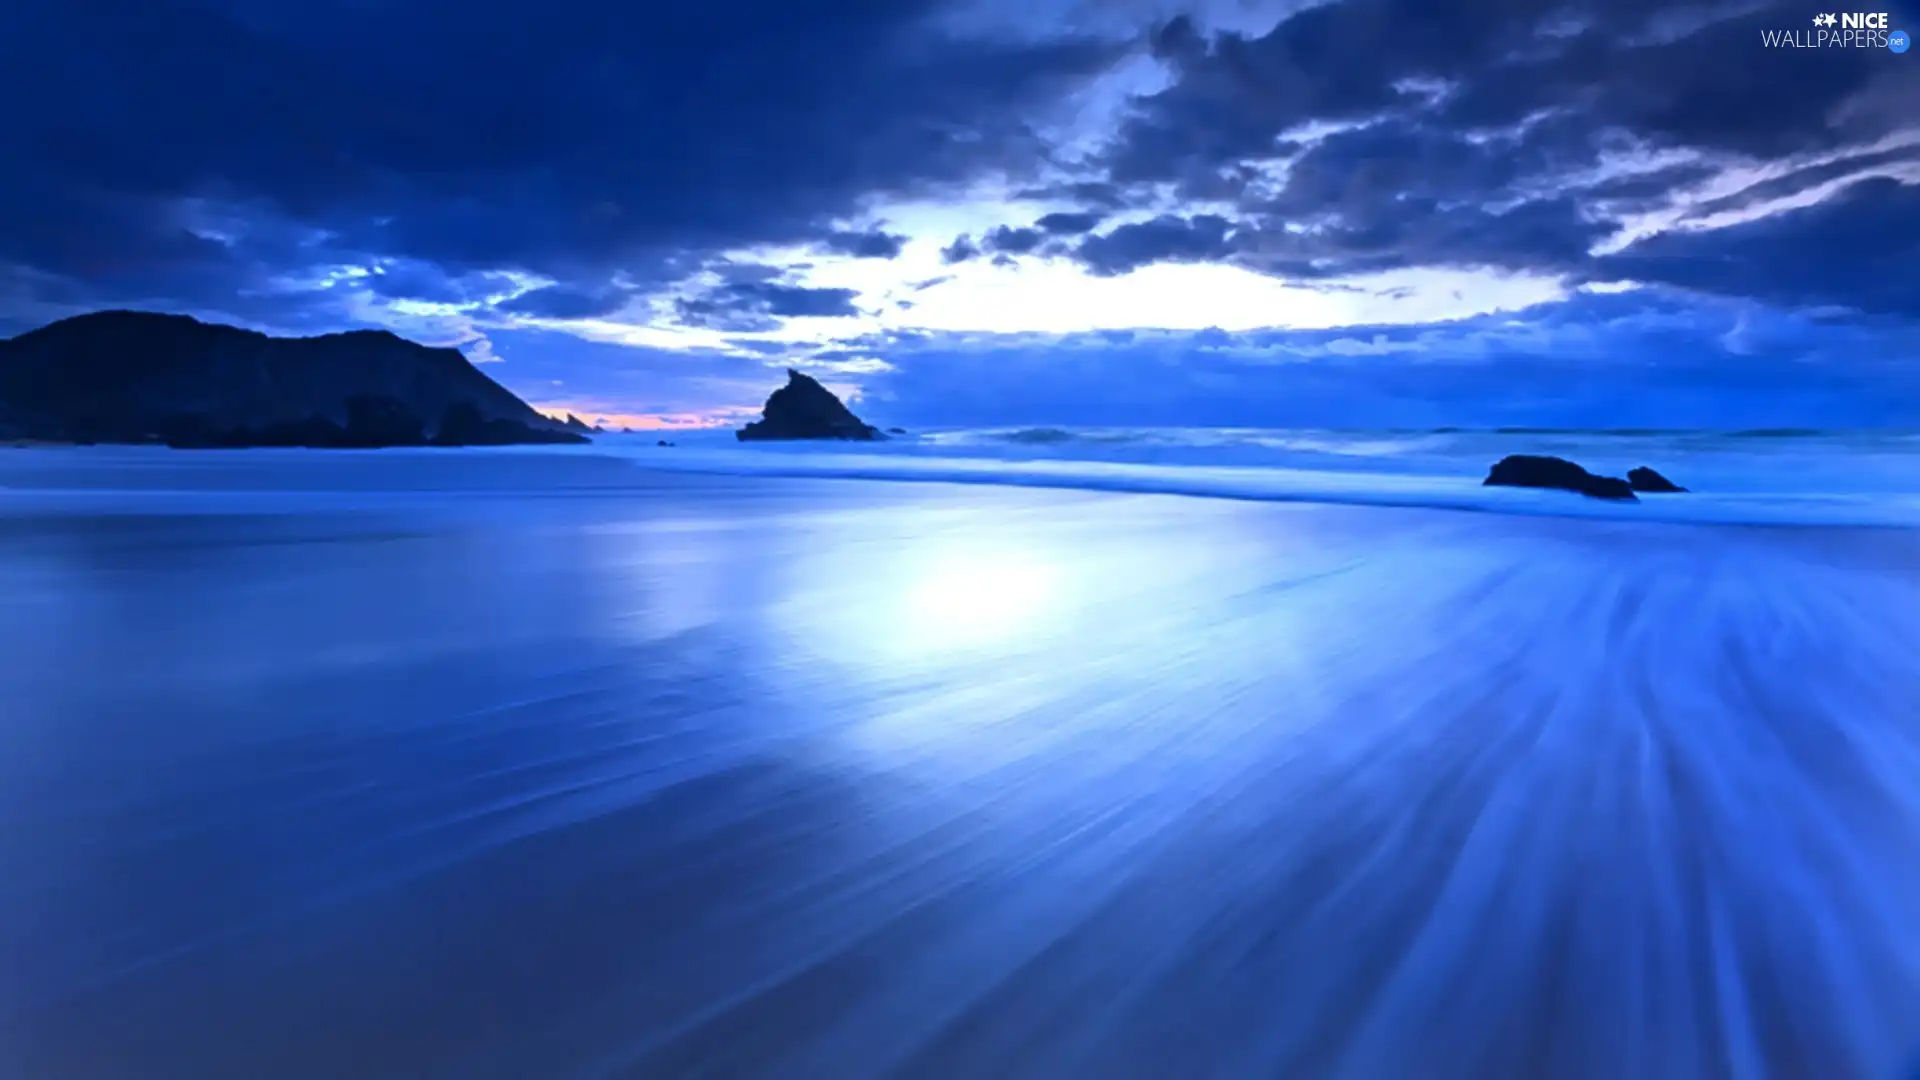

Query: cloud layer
<box><xmin>2</xmin><ymin>0</ymin><xmax>1915</xmax><ymax>426</ymax></box>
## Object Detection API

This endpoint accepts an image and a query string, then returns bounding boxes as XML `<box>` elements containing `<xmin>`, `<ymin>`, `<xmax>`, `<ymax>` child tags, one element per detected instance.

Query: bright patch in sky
<box><xmin>719</xmin><ymin>214</ymin><xmax>1569</xmax><ymax>343</ymax></box>
<box><xmin>872</xmin><ymin>258</ymin><xmax>1567</xmax><ymax>334</ymax></box>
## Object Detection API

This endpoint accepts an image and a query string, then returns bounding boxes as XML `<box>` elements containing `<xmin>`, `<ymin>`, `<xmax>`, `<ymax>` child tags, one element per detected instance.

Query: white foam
<box><xmin>4</xmin><ymin>428</ymin><xmax>1918</xmax><ymax>527</ymax></box>
<box><xmin>595</xmin><ymin>429</ymin><xmax>1920</xmax><ymax>527</ymax></box>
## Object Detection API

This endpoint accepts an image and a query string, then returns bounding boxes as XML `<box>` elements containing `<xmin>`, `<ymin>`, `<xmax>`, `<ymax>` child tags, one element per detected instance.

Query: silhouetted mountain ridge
<box><xmin>0</xmin><ymin>310</ymin><xmax>583</xmax><ymax>447</ymax></box>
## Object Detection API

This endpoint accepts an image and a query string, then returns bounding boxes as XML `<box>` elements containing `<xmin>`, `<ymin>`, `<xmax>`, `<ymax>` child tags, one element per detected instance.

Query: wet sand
<box><xmin>1</xmin><ymin>454</ymin><xmax>1917</xmax><ymax>1079</ymax></box>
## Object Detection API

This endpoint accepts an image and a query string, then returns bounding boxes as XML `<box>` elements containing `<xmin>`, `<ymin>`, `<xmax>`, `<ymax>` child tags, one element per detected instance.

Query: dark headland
<box><xmin>0</xmin><ymin>310</ymin><xmax>585</xmax><ymax>448</ymax></box>
<box><xmin>737</xmin><ymin>369</ymin><xmax>885</xmax><ymax>441</ymax></box>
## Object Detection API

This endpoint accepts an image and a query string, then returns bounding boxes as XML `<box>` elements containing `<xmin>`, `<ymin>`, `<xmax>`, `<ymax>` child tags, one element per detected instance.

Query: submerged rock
<box><xmin>1627</xmin><ymin>466</ymin><xmax>1687</xmax><ymax>493</ymax></box>
<box><xmin>1483</xmin><ymin>455</ymin><xmax>1638</xmax><ymax>501</ymax></box>
<box><xmin>737</xmin><ymin>369</ymin><xmax>884</xmax><ymax>442</ymax></box>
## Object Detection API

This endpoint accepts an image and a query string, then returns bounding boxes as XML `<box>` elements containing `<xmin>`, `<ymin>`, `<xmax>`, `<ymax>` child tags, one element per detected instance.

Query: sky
<box><xmin>1</xmin><ymin>0</ymin><xmax>1916</xmax><ymax>429</ymax></box>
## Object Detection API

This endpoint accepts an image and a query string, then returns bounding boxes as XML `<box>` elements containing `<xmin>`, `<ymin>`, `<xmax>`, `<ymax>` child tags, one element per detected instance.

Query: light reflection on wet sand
<box><xmin>0</xmin><ymin>458</ymin><xmax>1916</xmax><ymax>1079</ymax></box>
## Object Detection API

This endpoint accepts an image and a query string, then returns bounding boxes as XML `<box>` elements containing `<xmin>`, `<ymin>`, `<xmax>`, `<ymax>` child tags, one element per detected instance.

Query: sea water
<box><xmin>589</xmin><ymin>425</ymin><xmax>1920</xmax><ymax>525</ymax></box>
<box><xmin>0</xmin><ymin>436</ymin><xmax>1916</xmax><ymax>1079</ymax></box>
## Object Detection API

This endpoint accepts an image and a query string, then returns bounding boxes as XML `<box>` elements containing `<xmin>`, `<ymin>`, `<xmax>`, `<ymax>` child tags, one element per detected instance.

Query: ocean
<box><xmin>605</xmin><ymin>425</ymin><xmax>1920</xmax><ymax>525</ymax></box>
<box><xmin>0</xmin><ymin>433</ymin><xmax>1916</xmax><ymax>1079</ymax></box>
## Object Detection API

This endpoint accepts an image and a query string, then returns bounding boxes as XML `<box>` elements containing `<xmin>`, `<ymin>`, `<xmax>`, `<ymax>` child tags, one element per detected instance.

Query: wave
<box><xmin>7</xmin><ymin>428</ymin><xmax>1918</xmax><ymax>528</ymax></box>
<box><xmin>591</xmin><ymin>430</ymin><xmax>1920</xmax><ymax>528</ymax></box>
<box><xmin>572</xmin><ymin>445</ymin><xmax>1920</xmax><ymax>530</ymax></box>
<box><xmin>995</xmin><ymin>427</ymin><xmax>1080</xmax><ymax>445</ymax></box>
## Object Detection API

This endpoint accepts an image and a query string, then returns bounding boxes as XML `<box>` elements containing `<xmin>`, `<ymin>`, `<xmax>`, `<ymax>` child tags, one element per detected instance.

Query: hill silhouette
<box><xmin>0</xmin><ymin>311</ymin><xmax>584</xmax><ymax>448</ymax></box>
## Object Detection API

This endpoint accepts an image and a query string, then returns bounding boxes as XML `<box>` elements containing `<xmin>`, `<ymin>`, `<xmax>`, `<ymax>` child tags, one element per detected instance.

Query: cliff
<box><xmin>0</xmin><ymin>310</ymin><xmax>584</xmax><ymax>447</ymax></box>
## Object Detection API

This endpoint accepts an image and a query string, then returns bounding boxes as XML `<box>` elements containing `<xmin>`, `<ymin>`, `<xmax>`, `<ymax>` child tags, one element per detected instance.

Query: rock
<box><xmin>562</xmin><ymin>412</ymin><xmax>594</xmax><ymax>434</ymax></box>
<box><xmin>656</xmin><ymin>439</ymin><xmax>675</xmax><ymax>447</ymax></box>
<box><xmin>1482</xmin><ymin>454</ymin><xmax>1638</xmax><ymax>501</ymax></box>
<box><xmin>341</xmin><ymin>394</ymin><xmax>428</xmax><ymax>446</ymax></box>
<box><xmin>162</xmin><ymin>395</ymin><xmax>580</xmax><ymax>449</ymax></box>
<box><xmin>887</xmin><ymin>427</ymin><xmax>908</xmax><ymax>435</ymax></box>
<box><xmin>1627</xmin><ymin>466</ymin><xmax>1686</xmax><ymax>493</ymax></box>
<box><xmin>432</xmin><ymin>402</ymin><xmax>582</xmax><ymax>446</ymax></box>
<box><xmin>737</xmin><ymin>369</ymin><xmax>884</xmax><ymax>442</ymax></box>
<box><xmin>0</xmin><ymin>309</ymin><xmax>587</xmax><ymax>448</ymax></box>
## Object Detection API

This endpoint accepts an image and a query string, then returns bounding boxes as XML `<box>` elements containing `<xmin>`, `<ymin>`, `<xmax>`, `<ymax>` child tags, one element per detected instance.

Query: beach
<box><xmin>1</xmin><ymin>446</ymin><xmax>1917</xmax><ymax>1079</ymax></box>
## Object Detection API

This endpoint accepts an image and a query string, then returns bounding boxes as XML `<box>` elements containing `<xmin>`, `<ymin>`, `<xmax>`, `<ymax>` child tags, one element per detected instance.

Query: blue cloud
<box><xmin>495</xmin><ymin>285</ymin><xmax>634</xmax><ymax>320</ymax></box>
<box><xmin>1600</xmin><ymin>177</ymin><xmax>1920</xmax><ymax>316</ymax></box>
<box><xmin>791</xmin><ymin>290</ymin><xmax>1920</xmax><ymax>429</ymax></box>
<box><xmin>675</xmin><ymin>281</ymin><xmax>863</xmax><ymax>331</ymax></box>
<box><xmin>819</xmin><ymin>229</ymin><xmax>910</xmax><ymax>259</ymax></box>
<box><xmin>1034</xmin><ymin>211</ymin><xmax>1105</xmax><ymax>235</ymax></box>
<box><xmin>0</xmin><ymin>0</ymin><xmax>1119</xmax><ymax>310</ymax></box>
<box><xmin>1077</xmin><ymin>215</ymin><xmax>1239</xmax><ymax>276</ymax></box>
<box><xmin>1</xmin><ymin>0</ymin><xmax>1914</xmax><ymax>429</ymax></box>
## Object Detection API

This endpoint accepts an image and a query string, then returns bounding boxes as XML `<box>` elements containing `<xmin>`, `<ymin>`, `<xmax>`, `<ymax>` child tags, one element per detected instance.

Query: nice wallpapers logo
<box><xmin>1762</xmin><ymin>10</ymin><xmax>1910</xmax><ymax>48</ymax></box>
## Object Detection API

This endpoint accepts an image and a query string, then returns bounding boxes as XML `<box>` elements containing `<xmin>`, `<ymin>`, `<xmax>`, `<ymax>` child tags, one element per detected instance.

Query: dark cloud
<box><xmin>362</xmin><ymin>263</ymin><xmax>511</xmax><ymax>306</ymax></box>
<box><xmin>1060</xmin><ymin>0</ymin><xmax>1916</xmax><ymax>305</ymax></box>
<box><xmin>1580</xmin><ymin>164</ymin><xmax>1726</xmax><ymax>213</ymax></box>
<box><xmin>1257</xmin><ymin>195</ymin><xmax>1609</xmax><ymax>280</ymax></box>
<box><xmin>1262</xmin><ymin>120</ymin><xmax>1533</xmax><ymax>217</ymax></box>
<box><xmin>494</xmin><ymin>285</ymin><xmax>635</xmax><ymax>320</ymax></box>
<box><xmin>1599</xmin><ymin>177</ymin><xmax>1920</xmax><ymax>316</ymax></box>
<box><xmin>3</xmin><ymin>0</ymin><xmax>1914</xmax><ymax>423</ymax></box>
<box><xmin>1035</xmin><ymin>211</ymin><xmax>1105</xmax><ymax>235</ymax></box>
<box><xmin>819</xmin><ymin>229</ymin><xmax>909</xmax><ymax>259</ymax></box>
<box><xmin>1111</xmin><ymin>2</ymin><xmax>1891</xmax><ymax>199</ymax></box>
<box><xmin>676</xmin><ymin>282</ymin><xmax>864</xmax><ymax>331</ymax></box>
<box><xmin>981</xmin><ymin>225</ymin><xmax>1046</xmax><ymax>255</ymax></box>
<box><xmin>1680</xmin><ymin>145</ymin><xmax>1920</xmax><ymax>221</ymax></box>
<box><xmin>1010</xmin><ymin>180</ymin><xmax>1145</xmax><ymax>211</ymax></box>
<box><xmin>941</xmin><ymin>223</ymin><xmax>1065</xmax><ymax>263</ymax></box>
<box><xmin>0</xmin><ymin>0</ymin><xmax>1120</xmax><ymax>317</ymax></box>
<box><xmin>941</xmin><ymin>235</ymin><xmax>982</xmax><ymax>264</ymax></box>
<box><xmin>819</xmin><ymin>289</ymin><xmax>1920</xmax><ymax>429</ymax></box>
<box><xmin>1075</xmin><ymin>214</ymin><xmax>1239</xmax><ymax>276</ymax></box>
<box><xmin>1439</xmin><ymin>9</ymin><xmax>1891</xmax><ymax>159</ymax></box>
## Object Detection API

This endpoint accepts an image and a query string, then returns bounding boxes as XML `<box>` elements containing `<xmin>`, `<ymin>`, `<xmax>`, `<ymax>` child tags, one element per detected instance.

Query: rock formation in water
<box><xmin>1627</xmin><ymin>466</ymin><xmax>1687</xmax><ymax>493</ymax></box>
<box><xmin>0</xmin><ymin>310</ymin><xmax>586</xmax><ymax>448</ymax></box>
<box><xmin>736</xmin><ymin>369</ymin><xmax>884</xmax><ymax>442</ymax></box>
<box><xmin>1483</xmin><ymin>454</ymin><xmax>1638</xmax><ymax>501</ymax></box>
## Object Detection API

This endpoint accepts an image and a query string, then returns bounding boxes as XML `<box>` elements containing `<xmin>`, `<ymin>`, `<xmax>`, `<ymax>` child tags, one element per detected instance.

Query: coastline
<box><xmin>2</xmin><ymin>458</ymin><xmax>1915</xmax><ymax>1079</ymax></box>
<box><xmin>4</xmin><ymin>437</ymin><xmax>1919</xmax><ymax>529</ymax></box>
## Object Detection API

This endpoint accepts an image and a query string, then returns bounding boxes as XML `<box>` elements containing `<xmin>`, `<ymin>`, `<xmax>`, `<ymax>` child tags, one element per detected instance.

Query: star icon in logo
<box><xmin>1813</xmin><ymin>12</ymin><xmax>1837</xmax><ymax>25</ymax></box>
